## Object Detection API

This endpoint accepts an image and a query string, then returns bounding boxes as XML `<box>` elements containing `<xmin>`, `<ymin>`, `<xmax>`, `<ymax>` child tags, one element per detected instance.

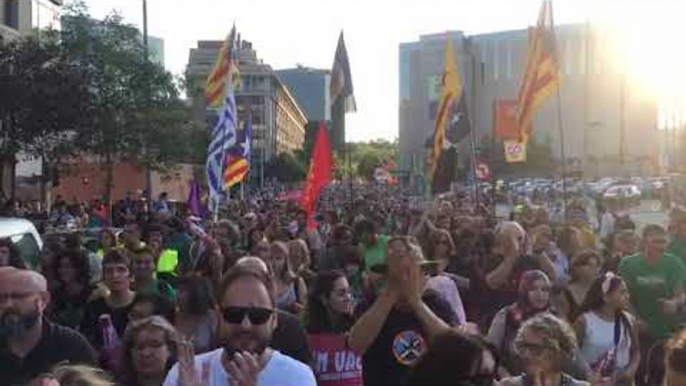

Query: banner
<box><xmin>494</xmin><ymin>99</ymin><xmax>520</xmax><ymax>140</ymax></box>
<box><xmin>308</xmin><ymin>333</ymin><xmax>362</xmax><ymax>386</ymax></box>
<box><xmin>504</xmin><ymin>140</ymin><xmax>527</xmax><ymax>163</ymax></box>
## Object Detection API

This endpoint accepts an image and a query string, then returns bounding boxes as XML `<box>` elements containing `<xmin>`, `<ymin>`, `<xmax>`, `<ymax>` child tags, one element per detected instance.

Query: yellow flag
<box><xmin>504</xmin><ymin>140</ymin><xmax>527</xmax><ymax>163</ymax></box>
<box><xmin>427</xmin><ymin>38</ymin><xmax>463</xmax><ymax>179</ymax></box>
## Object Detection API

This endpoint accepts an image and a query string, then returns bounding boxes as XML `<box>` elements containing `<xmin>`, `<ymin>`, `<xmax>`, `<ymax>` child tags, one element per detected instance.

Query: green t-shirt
<box><xmin>618</xmin><ymin>252</ymin><xmax>686</xmax><ymax>339</ymax></box>
<box><xmin>667</xmin><ymin>237</ymin><xmax>686</xmax><ymax>265</ymax></box>
<box><xmin>139</xmin><ymin>278</ymin><xmax>176</xmax><ymax>303</ymax></box>
<box><xmin>361</xmin><ymin>235</ymin><xmax>389</xmax><ymax>269</ymax></box>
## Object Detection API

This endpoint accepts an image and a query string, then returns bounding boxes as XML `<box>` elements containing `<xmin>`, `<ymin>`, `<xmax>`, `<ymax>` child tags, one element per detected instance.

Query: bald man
<box><xmin>0</xmin><ymin>269</ymin><xmax>96</xmax><ymax>385</ymax></box>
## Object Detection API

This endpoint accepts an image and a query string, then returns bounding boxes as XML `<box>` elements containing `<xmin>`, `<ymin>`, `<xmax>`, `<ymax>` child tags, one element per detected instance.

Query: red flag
<box><xmin>301</xmin><ymin>122</ymin><xmax>333</xmax><ymax>230</ymax></box>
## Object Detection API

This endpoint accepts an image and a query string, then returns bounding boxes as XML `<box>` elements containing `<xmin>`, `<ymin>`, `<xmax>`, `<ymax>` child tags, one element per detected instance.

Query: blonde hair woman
<box><xmin>270</xmin><ymin>241</ymin><xmax>308</xmax><ymax>314</ymax></box>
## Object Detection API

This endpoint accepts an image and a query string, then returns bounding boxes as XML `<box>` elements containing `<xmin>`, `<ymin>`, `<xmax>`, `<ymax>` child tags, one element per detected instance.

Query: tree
<box><xmin>357</xmin><ymin>153</ymin><xmax>381</xmax><ymax>180</ymax></box>
<box><xmin>0</xmin><ymin>31</ymin><xmax>92</xmax><ymax>199</ymax></box>
<box><xmin>60</xmin><ymin>3</ymin><xmax>194</xmax><ymax>204</ymax></box>
<box><xmin>265</xmin><ymin>152</ymin><xmax>306</xmax><ymax>183</ymax></box>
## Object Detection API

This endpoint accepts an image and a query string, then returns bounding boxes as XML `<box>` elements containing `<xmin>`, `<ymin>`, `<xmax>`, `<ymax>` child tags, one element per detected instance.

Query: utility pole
<box><xmin>619</xmin><ymin>73</ymin><xmax>625</xmax><ymax>174</ymax></box>
<box><xmin>583</xmin><ymin>20</ymin><xmax>591</xmax><ymax>177</ymax></box>
<box><xmin>142</xmin><ymin>0</ymin><xmax>153</xmax><ymax>202</ymax></box>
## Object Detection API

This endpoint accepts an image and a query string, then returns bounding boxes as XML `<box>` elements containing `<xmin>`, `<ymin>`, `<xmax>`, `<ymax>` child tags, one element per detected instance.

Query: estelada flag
<box><xmin>516</xmin><ymin>0</ymin><xmax>561</xmax><ymax>142</ymax></box>
<box><xmin>504</xmin><ymin>139</ymin><xmax>528</xmax><ymax>163</ymax></box>
<box><xmin>494</xmin><ymin>99</ymin><xmax>521</xmax><ymax>140</ymax></box>
<box><xmin>301</xmin><ymin>122</ymin><xmax>333</xmax><ymax>230</ymax></box>
<box><xmin>427</xmin><ymin>37</ymin><xmax>469</xmax><ymax>189</ymax></box>
<box><xmin>205</xmin><ymin>25</ymin><xmax>240</xmax><ymax>108</ymax></box>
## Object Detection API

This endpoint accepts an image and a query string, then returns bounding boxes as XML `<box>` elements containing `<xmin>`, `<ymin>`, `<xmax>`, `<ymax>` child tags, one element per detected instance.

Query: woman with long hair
<box><xmin>119</xmin><ymin>316</ymin><xmax>180</xmax><ymax>386</ymax></box>
<box><xmin>425</xmin><ymin>229</ymin><xmax>467</xmax><ymax>325</ymax></box>
<box><xmin>560</xmin><ymin>250</ymin><xmax>602</xmax><ymax>321</ymax></box>
<box><xmin>48</xmin><ymin>249</ymin><xmax>94</xmax><ymax>329</ymax></box>
<box><xmin>502</xmin><ymin>313</ymin><xmax>590</xmax><ymax>386</ymax></box>
<box><xmin>487</xmin><ymin>270</ymin><xmax>552</xmax><ymax>376</ymax></box>
<box><xmin>0</xmin><ymin>237</ymin><xmax>25</xmax><ymax>268</ymax></box>
<box><xmin>288</xmin><ymin>238</ymin><xmax>314</xmax><ymax>283</ymax></box>
<box><xmin>574</xmin><ymin>273</ymin><xmax>640</xmax><ymax>386</ymax></box>
<box><xmin>270</xmin><ymin>241</ymin><xmax>308</xmax><ymax>314</ymax></box>
<box><xmin>173</xmin><ymin>275</ymin><xmax>218</xmax><ymax>354</ymax></box>
<box><xmin>306</xmin><ymin>270</ymin><xmax>361</xmax><ymax>386</ymax></box>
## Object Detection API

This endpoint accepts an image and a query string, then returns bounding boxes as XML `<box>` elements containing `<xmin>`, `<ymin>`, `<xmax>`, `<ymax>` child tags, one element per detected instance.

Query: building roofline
<box><xmin>274</xmin><ymin>73</ymin><xmax>308</xmax><ymax>124</ymax></box>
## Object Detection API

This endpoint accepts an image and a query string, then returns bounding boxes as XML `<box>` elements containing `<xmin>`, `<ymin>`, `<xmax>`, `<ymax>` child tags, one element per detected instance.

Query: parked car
<box><xmin>603</xmin><ymin>184</ymin><xmax>641</xmax><ymax>207</ymax></box>
<box><xmin>0</xmin><ymin>217</ymin><xmax>43</xmax><ymax>269</ymax></box>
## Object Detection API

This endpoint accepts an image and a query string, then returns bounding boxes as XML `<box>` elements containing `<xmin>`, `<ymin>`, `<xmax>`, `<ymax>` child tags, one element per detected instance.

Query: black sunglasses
<box><xmin>221</xmin><ymin>306</ymin><xmax>274</xmax><ymax>325</ymax></box>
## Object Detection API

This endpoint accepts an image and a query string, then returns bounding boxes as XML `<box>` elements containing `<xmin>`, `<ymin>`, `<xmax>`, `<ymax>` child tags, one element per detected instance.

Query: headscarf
<box><xmin>506</xmin><ymin>270</ymin><xmax>551</xmax><ymax>334</ymax></box>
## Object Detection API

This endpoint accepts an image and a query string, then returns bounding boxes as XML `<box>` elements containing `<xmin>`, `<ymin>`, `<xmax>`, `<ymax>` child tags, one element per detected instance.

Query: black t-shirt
<box><xmin>79</xmin><ymin>297</ymin><xmax>131</xmax><ymax>350</ymax></box>
<box><xmin>271</xmin><ymin>310</ymin><xmax>312</xmax><ymax>366</ymax></box>
<box><xmin>0</xmin><ymin>318</ymin><xmax>97</xmax><ymax>385</ymax></box>
<box><xmin>475</xmin><ymin>254</ymin><xmax>541</xmax><ymax>328</ymax></box>
<box><xmin>361</xmin><ymin>292</ymin><xmax>457</xmax><ymax>386</ymax></box>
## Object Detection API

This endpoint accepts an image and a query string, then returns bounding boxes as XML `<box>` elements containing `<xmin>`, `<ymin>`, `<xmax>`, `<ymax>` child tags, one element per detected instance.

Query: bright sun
<box><xmin>598</xmin><ymin>2</ymin><xmax>686</xmax><ymax>101</ymax></box>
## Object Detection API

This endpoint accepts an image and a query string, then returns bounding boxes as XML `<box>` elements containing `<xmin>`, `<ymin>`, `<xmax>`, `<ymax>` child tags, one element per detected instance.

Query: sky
<box><xmin>77</xmin><ymin>0</ymin><xmax>686</xmax><ymax>141</ymax></box>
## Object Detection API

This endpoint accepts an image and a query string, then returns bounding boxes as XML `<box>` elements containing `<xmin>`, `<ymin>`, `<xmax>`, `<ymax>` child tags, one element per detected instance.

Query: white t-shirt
<box><xmin>163</xmin><ymin>348</ymin><xmax>316</xmax><ymax>386</ymax></box>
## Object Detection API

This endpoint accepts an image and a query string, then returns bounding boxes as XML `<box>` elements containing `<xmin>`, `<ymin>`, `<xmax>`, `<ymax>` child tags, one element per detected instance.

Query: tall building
<box><xmin>186</xmin><ymin>38</ymin><xmax>307</xmax><ymax>184</ymax></box>
<box><xmin>1</xmin><ymin>0</ymin><xmax>62</xmax><ymax>41</ymax></box>
<box><xmin>399</xmin><ymin>26</ymin><xmax>659</xmax><ymax>179</ymax></box>
<box><xmin>276</xmin><ymin>66</ymin><xmax>331</xmax><ymax>122</ymax></box>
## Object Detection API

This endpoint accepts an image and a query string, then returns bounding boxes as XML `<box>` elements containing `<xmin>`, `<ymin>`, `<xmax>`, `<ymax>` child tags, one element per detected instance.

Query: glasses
<box><xmin>515</xmin><ymin>341</ymin><xmax>550</xmax><ymax>357</ymax></box>
<box><xmin>221</xmin><ymin>306</ymin><xmax>274</xmax><ymax>325</ymax></box>
<box><xmin>435</xmin><ymin>239</ymin><xmax>450</xmax><ymax>246</ymax></box>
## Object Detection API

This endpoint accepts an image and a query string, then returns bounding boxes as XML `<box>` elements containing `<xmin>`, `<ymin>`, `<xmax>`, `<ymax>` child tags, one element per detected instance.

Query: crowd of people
<box><xmin>3</xmin><ymin>182</ymin><xmax>686</xmax><ymax>386</ymax></box>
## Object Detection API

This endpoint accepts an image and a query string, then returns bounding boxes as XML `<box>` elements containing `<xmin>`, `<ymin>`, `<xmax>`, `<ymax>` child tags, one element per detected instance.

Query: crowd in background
<box><xmin>3</xmin><ymin>182</ymin><xmax>686</xmax><ymax>385</ymax></box>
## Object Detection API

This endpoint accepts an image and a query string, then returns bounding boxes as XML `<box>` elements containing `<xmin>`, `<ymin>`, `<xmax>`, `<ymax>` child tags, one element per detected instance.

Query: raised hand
<box><xmin>226</xmin><ymin>351</ymin><xmax>267</xmax><ymax>386</ymax></box>
<box><xmin>177</xmin><ymin>338</ymin><xmax>210</xmax><ymax>386</ymax></box>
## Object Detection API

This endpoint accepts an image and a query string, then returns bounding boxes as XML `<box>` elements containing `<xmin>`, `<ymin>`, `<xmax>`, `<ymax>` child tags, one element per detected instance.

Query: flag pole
<box><xmin>467</xmin><ymin>38</ymin><xmax>481</xmax><ymax>208</ymax></box>
<box><xmin>549</xmin><ymin>1</ymin><xmax>569</xmax><ymax>219</ymax></box>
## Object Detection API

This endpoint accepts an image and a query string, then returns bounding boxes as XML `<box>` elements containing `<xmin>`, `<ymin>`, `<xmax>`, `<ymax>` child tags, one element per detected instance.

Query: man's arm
<box><xmin>348</xmin><ymin>290</ymin><xmax>396</xmax><ymax>355</ymax></box>
<box><xmin>485</xmin><ymin>255</ymin><xmax>517</xmax><ymax>290</ymax></box>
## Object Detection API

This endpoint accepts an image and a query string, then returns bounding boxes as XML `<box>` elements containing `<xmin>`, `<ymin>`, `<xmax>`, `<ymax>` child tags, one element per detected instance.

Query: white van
<box><xmin>0</xmin><ymin>218</ymin><xmax>43</xmax><ymax>270</ymax></box>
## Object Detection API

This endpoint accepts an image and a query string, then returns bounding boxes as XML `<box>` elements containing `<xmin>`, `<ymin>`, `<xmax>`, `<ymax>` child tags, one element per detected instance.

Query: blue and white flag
<box><xmin>206</xmin><ymin>89</ymin><xmax>238</xmax><ymax>208</ymax></box>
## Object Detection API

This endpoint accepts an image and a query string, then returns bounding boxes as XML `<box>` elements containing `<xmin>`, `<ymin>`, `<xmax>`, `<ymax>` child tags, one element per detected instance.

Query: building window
<box><xmin>481</xmin><ymin>42</ymin><xmax>488</xmax><ymax>84</ymax></box>
<box><xmin>579</xmin><ymin>35</ymin><xmax>586</xmax><ymax>76</ymax></box>
<box><xmin>595</xmin><ymin>34</ymin><xmax>603</xmax><ymax>75</ymax></box>
<box><xmin>493</xmin><ymin>39</ymin><xmax>499</xmax><ymax>81</ymax></box>
<box><xmin>506</xmin><ymin>40</ymin><xmax>512</xmax><ymax>80</ymax></box>
<box><xmin>564</xmin><ymin>37</ymin><xmax>572</xmax><ymax>76</ymax></box>
<box><xmin>4</xmin><ymin>0</ymin><xmax>19</xmax><ymax>29</ymax></box>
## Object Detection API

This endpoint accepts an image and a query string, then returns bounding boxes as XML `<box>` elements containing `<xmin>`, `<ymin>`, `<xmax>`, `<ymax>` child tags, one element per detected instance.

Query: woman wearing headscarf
<box><xmin>487</xmin><ymin>270</ymin><xmax>552</xmax><ymax>377</ymax></box>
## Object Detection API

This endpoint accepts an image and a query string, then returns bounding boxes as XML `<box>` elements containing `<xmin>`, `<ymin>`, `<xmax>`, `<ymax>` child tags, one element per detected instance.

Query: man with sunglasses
<box><xmin>163</xmin><ymin>266</ymin><xmax>315</xmax><ymax>386</ymax></box>
<box><xmin>0</xmin><ymin>267</ymin><xmax>96</xmax><ymax>385</ymax></box>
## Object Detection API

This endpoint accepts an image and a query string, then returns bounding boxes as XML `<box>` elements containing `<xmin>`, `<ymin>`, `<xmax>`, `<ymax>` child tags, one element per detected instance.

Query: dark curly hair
<box><xmin>0</xmin><ymin>238</ymin><xmax>26</xmax><ymax>269</ymax></box>
<box><xmin>53</xmin><ymin>249</ymin><xmax>92</xmax><ymax>287</ymax></box>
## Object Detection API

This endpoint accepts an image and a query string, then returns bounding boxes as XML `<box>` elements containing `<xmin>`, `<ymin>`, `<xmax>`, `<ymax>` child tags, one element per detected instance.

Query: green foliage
<box><xmin>58</xmin><ymin>2</ymin><xmax>197</xmax><ymax>201</ymax></box>
<box><xmin>265</xmin><ymin>152</ymin><xmax>306</xmax><ymax>183</ymax></box>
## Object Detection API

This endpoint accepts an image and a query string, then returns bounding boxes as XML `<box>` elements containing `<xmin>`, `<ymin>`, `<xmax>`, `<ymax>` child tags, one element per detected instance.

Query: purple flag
<box><xmin>187</xmin><ymin>180</ymin><xmax>204</xmax><ymax>217</ymax></box>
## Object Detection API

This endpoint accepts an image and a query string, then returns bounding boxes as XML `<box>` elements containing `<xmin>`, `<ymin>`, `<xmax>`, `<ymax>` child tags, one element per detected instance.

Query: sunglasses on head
<box><xmin>221</xmin><ymin>306</ymin><xmax>274</xmax><ymax>325</ymax></box>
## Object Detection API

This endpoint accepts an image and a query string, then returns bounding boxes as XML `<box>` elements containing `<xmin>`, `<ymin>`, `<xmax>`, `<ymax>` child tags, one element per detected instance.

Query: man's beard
<box><xmin>0</xmin><ymin>310</ymin><xmax>40</xmax><ymax>339</ymax></box>
<box><xmin>223</xmin><ymin>331</ymin><xmax>270</xmax><ymax>358</ymax></box>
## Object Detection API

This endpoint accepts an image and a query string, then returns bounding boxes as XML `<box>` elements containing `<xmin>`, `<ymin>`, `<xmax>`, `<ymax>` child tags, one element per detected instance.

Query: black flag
<box><xmin>430</xmin><ymin>94</ymin><xmax>471</xmax><ymax>194</ymax></box>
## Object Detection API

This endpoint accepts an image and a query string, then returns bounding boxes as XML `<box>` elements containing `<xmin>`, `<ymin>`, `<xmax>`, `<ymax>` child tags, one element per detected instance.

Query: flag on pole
<box><xmin>186</xmin><ymin>180</ymin><xmax>204</xmax><ymax>218</ymax></box>
<box><xmin>427</xmin><ymin>37</ymin><xmax>471</xmax><ymax>194</ymax></box>
<box><xmin>205</xmin><ymin>25</ymin><xmax>240</xmax><ymax>108</ymax></box>
<box><xmin>516</xmin><ymin>0</ymin><xmax>561</xmax><ymax>142</ymax></box>
<box><xmin>206</xmin><ymin>28</ymin><xmax>240</xmax><ymax>208</ymax></box>
<box><xmin>224</xmin><ymin>115</ymin><xmax>252</xmax><ymax>189</ymax></box>
<box><xmin>301</xmin><ymin>122</ymin><xmax>333</xmax><ymax>230</ymax></box>
<box><xmin>330</xmin><ymin>31</ymin><xmax>357</xmax><ymax>113</ymax></box>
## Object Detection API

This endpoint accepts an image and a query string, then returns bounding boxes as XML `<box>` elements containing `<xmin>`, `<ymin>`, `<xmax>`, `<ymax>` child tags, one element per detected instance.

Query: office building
<box><xmin>187</xmin><ymin>38</ymin><xmax>307</xmax><ymax>184</ymax></box>
<box><xmin>399</xmin><ymin>26</ymin><xmax>659</xmax><ymax>179</ymax></box>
